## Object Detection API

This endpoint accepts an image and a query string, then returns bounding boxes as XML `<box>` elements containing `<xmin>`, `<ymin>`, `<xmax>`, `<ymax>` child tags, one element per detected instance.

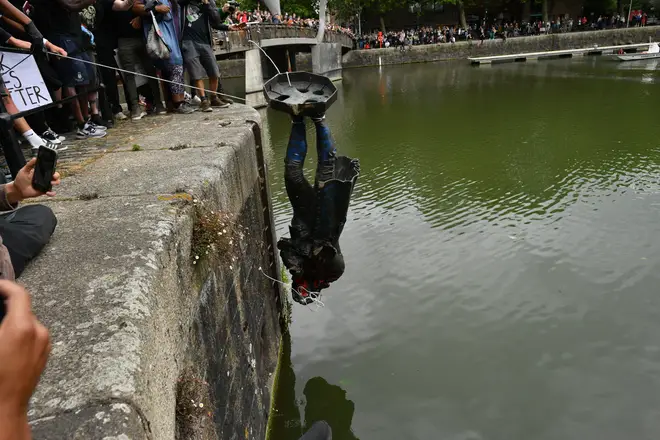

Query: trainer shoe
<box><xmin>31</xmin><ymin>141</ymin><xmax>68</xmax><ymax>156</ymax></box>
<box><xmin>131</xmin><ymin>106</ymin><xmax>146</xmax><ymax>120</ymax></box>
<box><xmin>89</xmin><ymin>115</ymin><xmax>108</xmax><ymax>131</ymax></box>
<box><xmin>210</xmin><ymin>96</ymin><xmax>231</xmax><ymax>108</ymax></box>
<box><xmin>175</xmin><ymin>102</ymin><xmax>196</xmax><ymax>114</ymax></box>
<box><xmin>77</xmin><ymin>124</ymin><xmax>107</xmax><ymax>139</ymax></box>
<box><xmin>114</xmin><ymin>111</ymin><xmax>128</xmax><ymax>121</ymax></box>
<box><xmin>199</xmin><ymin>99</ymin><xmax>213</xmax><ymax>112</ymax></box>
<box><xmin>154</xmin><ymin>103</ymin><xmax>168</xmax><ymax>115</ymax></box>
<box><xmin>41</xmin><ymin>129</ymin><xmax>64</xmax><ymax>145</ymax></box>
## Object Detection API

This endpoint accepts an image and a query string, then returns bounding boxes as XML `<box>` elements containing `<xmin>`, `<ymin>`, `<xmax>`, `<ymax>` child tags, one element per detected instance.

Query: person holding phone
<box><xmin>0</xmin><ymin>157</ymin><xmax>59</xmax><ymax>281</ymax></box>
<box><xmin>0</xmin><ymin>280</ymin><xmax>51</xmax><ymax>440</ymax></box>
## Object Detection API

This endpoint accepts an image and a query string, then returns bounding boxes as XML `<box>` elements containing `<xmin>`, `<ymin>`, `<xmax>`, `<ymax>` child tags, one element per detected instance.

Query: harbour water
<box><xmin>258</xmin><ymin>57</ymin><xmax>660</xmax><ymax>440</ymax></box>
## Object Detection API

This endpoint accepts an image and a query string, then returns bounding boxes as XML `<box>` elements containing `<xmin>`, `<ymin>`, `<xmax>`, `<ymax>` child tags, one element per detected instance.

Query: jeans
<box><xmin>96</xmin><ymin>45</ymin><xmax>123</xmax><ymax>114</ymax></box>
<box><xmin>117</xmin><ymin>38</ymin><xmax>163</xmax><ymax>107</ymax></box>
<box><xmin>0</xmin><ymin>205</ymin><xmax>57</xmax><ymax>278</ymax></box>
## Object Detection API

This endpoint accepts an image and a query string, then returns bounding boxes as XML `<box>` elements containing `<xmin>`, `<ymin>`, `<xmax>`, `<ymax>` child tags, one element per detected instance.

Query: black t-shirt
<box><xmin>94</xmin><ymin>0</ymin><xmax>118</xmax><ymax>47</ymax></box>
<box><xmin>31</xmin><ymin>0</ymin><xmax>83</xmax><ymax>42</ymax></box>
<box><xmin>183</xmin><ymin>2</ymin><xmax>209</xmax><ymax>44</ymax></box>
<box><xmin>113</xmin><ymin>10</ymin><xmax>142</xmax><ymax>39</ymax></box>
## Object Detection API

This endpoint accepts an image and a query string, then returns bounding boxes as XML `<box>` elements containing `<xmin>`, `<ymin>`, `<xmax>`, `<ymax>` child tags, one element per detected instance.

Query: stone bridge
<box><xmin>212</xmin><ymin>25</ymin><xmax>354</xmax><ymax>107</ymax></box>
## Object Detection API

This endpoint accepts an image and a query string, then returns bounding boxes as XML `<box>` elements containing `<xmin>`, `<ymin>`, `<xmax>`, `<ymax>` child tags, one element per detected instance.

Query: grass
<box><xmin>132</xmin><ymin>144</ymin><xmax>142</xmax><ymax>151</ymax></box>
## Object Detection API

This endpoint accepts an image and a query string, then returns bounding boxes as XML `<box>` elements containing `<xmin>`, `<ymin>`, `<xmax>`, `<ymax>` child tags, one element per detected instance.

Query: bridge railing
<box><xmin>213</xmin><ymin>24</ymin><xmax>354</xmax><ymax>54</ymax></box>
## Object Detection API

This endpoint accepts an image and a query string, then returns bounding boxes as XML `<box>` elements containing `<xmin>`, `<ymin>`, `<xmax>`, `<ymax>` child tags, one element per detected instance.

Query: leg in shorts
<box><xmin>49</xmin><ymin>35</ymin><xmax>96</xmax><ymax>88</ymax></box>
<box><xmin>182</xmin><ymin>40</ymin><xmax>219</xmax><ymax>80</ymax></box>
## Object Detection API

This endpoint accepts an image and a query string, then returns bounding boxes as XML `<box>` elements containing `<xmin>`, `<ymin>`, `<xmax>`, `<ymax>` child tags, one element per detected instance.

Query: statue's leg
<box><xmin>284</xmin><ymin>116</ymin><xmax>315</xmax><ymax>241</ymax></box>
<box><xmin>312</xmin><ymin>115</ymin><xmax>337</xmax><ymax>183</ymax></box>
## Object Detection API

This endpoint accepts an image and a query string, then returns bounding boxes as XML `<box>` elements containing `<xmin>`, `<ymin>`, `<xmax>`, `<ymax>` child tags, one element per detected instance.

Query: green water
<box><xmin>260</xmin><ymin>58</ymin><xmax>660</xmax><ymax>440</ymax></box>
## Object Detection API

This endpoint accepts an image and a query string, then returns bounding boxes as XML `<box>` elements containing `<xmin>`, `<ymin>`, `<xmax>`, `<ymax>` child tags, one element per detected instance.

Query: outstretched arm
<box><xmin>0</xmin><ymin>0</ymin><xmax>30</xmax><ymax>25</ymax></box>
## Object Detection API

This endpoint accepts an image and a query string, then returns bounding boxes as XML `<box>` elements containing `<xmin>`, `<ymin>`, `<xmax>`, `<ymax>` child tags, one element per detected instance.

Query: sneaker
<box><xmin>210</xmin><ymin>96</ymin><xmax>231</xmax><ymax>108</ymax></box>
<box><xmin>89</xmin><ymin>115</ymin><xmax>108</xmax><ymax>131</ymax></box>
<box><xmin>31</xmin><ymin>141</ymin><xmax>68</xmax><ymax>156</ymax></box>
<box><xmin>175</xmin><ymin>102</ymin><xmax>196</xmax><ymax>114</ymax></box>
<box><xmin>114</xmin><ymin>111</ymin><xmax>128</xmax><ymax>121</ymax></box>
<box><xmin>131</xmin><ymin>106</ymin><xmax>146</xmax><ymax>120</ymax></box>
<box><xmin>199</xmin><ymin>99</ymin><xmax>213</xmax><ymax>112</ymax></box>
<box><xmin>77</xmin><ymin>124</ymin><xmax>108</xmax><ymax>139</ymax></box>
<box><xmin>192</xmin><ymin>95</ymin><xmax>202</xmax><ymax>107</ymax></box>
<box><xmin>41</xmin><ymin>129</ymin><xmax>63</xmax><ymax>145</ymax></box>
<box><xmin>154</xmin><ymin>103</ymin><xmax>168</xmax><ymax>115</ymax></box>
<box><xmin>217</xmin><ymin>85</ymin><xmax>234</xmax><ymax>104</ymax></box>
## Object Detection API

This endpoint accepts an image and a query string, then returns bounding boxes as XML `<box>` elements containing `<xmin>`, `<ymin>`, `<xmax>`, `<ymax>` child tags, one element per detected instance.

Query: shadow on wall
<box><xmin>269</xmin><ymin>332</ymin><xmax>361</xmax><ymax>440</ymax></box>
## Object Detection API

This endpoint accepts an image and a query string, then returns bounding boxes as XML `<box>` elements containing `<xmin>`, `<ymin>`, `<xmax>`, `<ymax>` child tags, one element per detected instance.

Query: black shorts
<box><xmin>49</xmin><ymin>35</ymin><xmax>96</xmax><ymax>87</ymax></box>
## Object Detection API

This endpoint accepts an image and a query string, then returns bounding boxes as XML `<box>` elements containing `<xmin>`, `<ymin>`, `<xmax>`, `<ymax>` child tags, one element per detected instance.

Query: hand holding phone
<box><xmin>31</xmin><ymin>146</ymin><xmax>58</xmax><ymax>194</ymax></box>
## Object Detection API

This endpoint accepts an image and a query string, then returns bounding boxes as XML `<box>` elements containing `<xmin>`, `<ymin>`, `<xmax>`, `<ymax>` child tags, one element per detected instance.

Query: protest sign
<box><xmin>0</xmin><ymin>51</ymin><xmax>53</xmax><ymax>112</ymax></box>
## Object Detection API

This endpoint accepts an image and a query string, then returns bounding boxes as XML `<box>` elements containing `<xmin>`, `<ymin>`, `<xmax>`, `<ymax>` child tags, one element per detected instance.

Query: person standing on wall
<box><xmin>179</xmin><ymin>0</ymin><xmax>241</xmax><ymax>112</ymax></box>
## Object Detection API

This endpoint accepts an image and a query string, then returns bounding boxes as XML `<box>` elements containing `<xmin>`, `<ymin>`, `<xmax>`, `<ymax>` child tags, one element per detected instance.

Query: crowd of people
<box><xmin>356</xmin><ymin>10</ymin><xmax>655</xmax><ymax>50</ymax></box>
<box><xmin>0</xmin><ymin>0</ymin><xmax>254</xmax><ymax>161</ymax></box>
<box><xmin>1</xmin><ymin>0</ymin><xmax>359</xmax><ymax>160</ymax></box>
<box><xmin>226</xmin><ymin>6</ymin><xmax>355</xmax><ymax>37</ymax></box>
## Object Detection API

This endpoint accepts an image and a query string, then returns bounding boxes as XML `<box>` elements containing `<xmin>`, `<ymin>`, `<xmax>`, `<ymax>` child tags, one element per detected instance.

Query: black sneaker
<box><xmin>41</xmin><ymin>129</ymin><xmax>64</xmax><ymax>145</ymax></box>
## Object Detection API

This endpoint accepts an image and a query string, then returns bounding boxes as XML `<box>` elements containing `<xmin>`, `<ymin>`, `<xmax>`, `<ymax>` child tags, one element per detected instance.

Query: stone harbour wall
<box><xmin>22</xmin><ymin>106</ymin><xmax>285</xmax><ymax>439</ymax></box>
<box><xmin>343</xmin><ymin>26</ymin><xmax>660</xmax><ymax>68</ymax></box>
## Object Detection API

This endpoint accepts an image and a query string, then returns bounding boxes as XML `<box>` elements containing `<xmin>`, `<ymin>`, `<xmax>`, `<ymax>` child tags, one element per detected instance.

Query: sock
<box><xmin>200</xmin><ymin>96</ymin><xmax>208</xmax><ymax>101</ymax></box>
<box><xmin>311</xmin><ymin>113</ymin><xmax>326</xmax><ymax>123</ymax></box>
<box><xmin>23</xmin><ymin>130</ymin><xmax>45</xmax><ymax>148</ymax></box>
<box><xmin>174</xmin><ymin>101</ymin><xmax>183</xmax><ymax>109</ymax></box>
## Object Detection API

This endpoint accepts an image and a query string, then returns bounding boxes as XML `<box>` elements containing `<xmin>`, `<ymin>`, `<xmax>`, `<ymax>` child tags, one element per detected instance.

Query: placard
<box><xmin>0</xmin><ymin>51</ymin><xmax>53</xmax><ymax>112</ymax></box>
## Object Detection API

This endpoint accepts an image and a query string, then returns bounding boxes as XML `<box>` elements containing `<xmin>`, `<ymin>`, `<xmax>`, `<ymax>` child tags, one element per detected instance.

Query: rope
<box><xmin>259</xmin><ymin>267</ymin><xmax>325</xmax><ymax>311</ymax></box>
<box><xmin>45</xmin><ymin>51</ymin><xmax>248</xmax><ymax>103</ymax></box>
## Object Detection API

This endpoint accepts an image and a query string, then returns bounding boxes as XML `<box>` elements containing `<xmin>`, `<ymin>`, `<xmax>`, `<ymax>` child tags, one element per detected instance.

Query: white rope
<box><xmin>46</xmin><ymin>51</ymin><xmax>247</xmax><ymax>103</ymax></box>
<box><xmin>247</xmin><ymin>40</ymin><xmax>291</xmax><ymax>87</ymax></box>
<box><xmin>258</xmin><ymin>267</ymin><xmax>325</xmax><ymax>311</ymax></box>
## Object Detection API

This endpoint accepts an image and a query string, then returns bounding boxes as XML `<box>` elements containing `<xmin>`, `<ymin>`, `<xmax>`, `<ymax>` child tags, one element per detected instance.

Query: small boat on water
<box><xmin>615</xmin><ymin>42</ymin><xmax>660</xmax><ymax>61</ymax></box>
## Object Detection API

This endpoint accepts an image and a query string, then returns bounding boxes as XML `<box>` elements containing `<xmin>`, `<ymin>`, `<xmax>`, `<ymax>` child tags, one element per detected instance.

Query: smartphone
<box><xmin>32</xmin><ymin>145</ymin><xmax>58</xmax><ymax>193</ymax></box>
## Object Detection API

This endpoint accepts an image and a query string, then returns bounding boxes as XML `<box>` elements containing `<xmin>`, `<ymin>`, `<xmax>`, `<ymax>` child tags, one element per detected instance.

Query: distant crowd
<box><xmin>226</xmin><ymin>7</ymin><xmax>355</xmax><ymax>37</ymax></box>
<box><xmin>356</xmin><ymin>10</ymin><xmax>655</xmax><ymax>50</ymax></box>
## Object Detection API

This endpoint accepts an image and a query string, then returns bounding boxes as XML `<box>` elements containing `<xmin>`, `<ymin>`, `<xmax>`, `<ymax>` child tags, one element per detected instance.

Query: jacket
<box><xmin>0</xmin><ymin>184</ymin><xmax>17</xmax><ymax>281</ymax></box>
<box><xmin>178</xmin><ymin>0</ymin><xmax>228</xmax><ymax>47</ymax></box>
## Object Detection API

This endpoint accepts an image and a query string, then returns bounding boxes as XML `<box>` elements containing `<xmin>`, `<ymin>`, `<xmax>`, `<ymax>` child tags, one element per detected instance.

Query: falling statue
<box><xmin>264</xmin><ymin>72</ymin><xmax>359</xmax><ymax>305</ymax></box>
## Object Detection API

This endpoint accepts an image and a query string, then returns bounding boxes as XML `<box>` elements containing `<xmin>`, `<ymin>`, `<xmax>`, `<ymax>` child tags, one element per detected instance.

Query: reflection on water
<box><xmin>270</xmin><ymin>333</ymin><xmax>360</xmax><ymax>440</ymax></box>
<box><xmin>262</xmin><ymin>58</ymin><xmax>660</xmax><ymax>440</ymax></box>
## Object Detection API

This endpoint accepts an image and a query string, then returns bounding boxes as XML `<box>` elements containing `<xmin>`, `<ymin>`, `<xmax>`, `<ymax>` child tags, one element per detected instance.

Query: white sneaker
<box><xmin>115</xmin><ymin>111</ymin><xmax>128</xmax><ymax>121</ymax></box>
<box><xmin>77</xmin><ymin>124</ymin><xmax>107</xmax><ymax>139</ymax></box>
<box><xmin>32</xmin><ymin>141</ymin><xmax>68</xmax><ymax>156</ymax></box>
<box><xmin>84</xmin><ymin>121</ymin><xmax>107</xmax><ymax>132</ymax></box>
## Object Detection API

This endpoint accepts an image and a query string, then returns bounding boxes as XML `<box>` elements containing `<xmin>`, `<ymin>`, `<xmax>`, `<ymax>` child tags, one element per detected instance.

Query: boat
<box><xmin>615</xmin><ymin>42</ymin><xmax>660</xmax><ymax>61</ymax></box>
